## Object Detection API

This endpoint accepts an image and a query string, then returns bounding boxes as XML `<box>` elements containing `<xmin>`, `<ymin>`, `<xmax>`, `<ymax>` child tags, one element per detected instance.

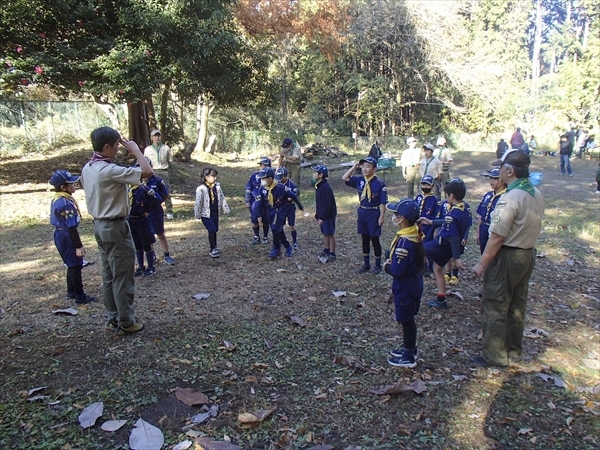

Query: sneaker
<box><xmin>164</xmin><ymin>256</ymin><xmax>176</xmax><ymax>265</ymax></box>
<box><xmin>448</xmin><ymin>275</ymin><xmax>459</xmax><ymax>286</ymax></box>
<box><xmin>371</xmin><ymin>266</ymin><xmax>382</xmax><ymax>275</ymax></box>
<box><xmin>252</xmin><ymin>236</ymin><xmax>261</xmax><ymax>245</ymax></box>
<box><xmin>292</xmin><ymin>243</ymin><xmax>299</xmax><ymax>251</ymax></box>
<box><xmin>327</xmin><ymin>254</ymin><xmax>337</xmax><ymax>262</ymax></box>
<box><xmin>595</xmin><ymin>190</ymin><xmax>600</xmax><ymax>194</ymax></box>
<box><xmin>117</xmin><ymin>323</ymin><xmax>145</xmax><ymax>335</ymax></box>
<box><xmin>209</xmin><ymin>248</ymin><xmax>220</xmax><ymax>258</ymax></box>
<box><xmin>134</xmin><ymin>266</ymin><xmax>145</xmax><ymax>277</ymax></box>
<box><xmin>427</xmin><ymin>299</ymin><xmax>448</xmax><ymax>309</ymax></box>
<box><xmin>268</xmin><ymin>247</ymin><xmax>281</xmax><ymax>259</ymax></box>
<box><xmin>262</xmin><ymin>237</ymin><xmax>269</xmax><ymax>244</ymax></box>
<box><xmin>285</xmin><ymin>246</ymin><xmax>293</xmax><ymax>257</ymax></box>
<box><xmin>444</xmin><ymin>274</ymin><xmax>451</xmax><ymax>282</ymax></box>
<box><xmin>569</xmin><ymin>174</ymin><xmax>573</xmax><ymax>177</ymax></box>
<box><xmin>317</xmin><ymin>253</ymin><xmax>329</xmax><ymax>264</ymax></box>
<box><xmin>75</xmin><ymin>294</ymin><xmax>97</xmax><ymax>305</ymax></box>
<box><xmin>387</xmin><ymin>350</ymin><xmax>417</xmax><ymax>368</ymax></box>
<box><xmin>358</xmin><ymin>264</ymin><xmax>371</xmax><ymax>274</ymax></box>
<box><xmin>390</xmin><ymin>347</ymin><xmax>418</xmax><ymax>358</ymax></box>
<box><xmin>142</xmin><ymin>267</ymin><xmax>156</xmax><ymax>277</ymax></box>
<box><xmin>166</xmin><ymin>213</ymin><xmax>174</xmax><ymax>220</ymax></box>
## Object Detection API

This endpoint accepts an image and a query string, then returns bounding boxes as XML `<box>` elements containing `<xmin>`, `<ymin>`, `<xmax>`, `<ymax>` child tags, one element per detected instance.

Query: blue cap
<box><xmin>282</xmin><ymin>138</ymin><xmax>294</xmax><ymax>148</ymax></box>
<box><xmin>359</xmin><ymin>156</ymin><xmax>378</xmax><ymax>166</ymax></box>
<box><xmin>275</xmin><ymin>167</ymin><xmax>288</xmax><ymax>180</ymax></box>
<box><xmin>482</xmin><ymin>168</ymin><xmax>500</xmax><ymax>178</ymax></box>
<box><xmin>386</xmin><ymin>199</ymin><xmax>420</xmax><ymax>223</ymax></box>
<box><xmin>49</xmin><ymin>170</ymin><xmax>80</xmax><ymax>188</ymax></box>
<box><xmin>259</xmin><ymin>168</ymin><xmax>275</xmax><ymax>179</ymax></box>
<box><xmin>420</xmin><ymin>174</ymin><xmax>434</xmax><ymax>185</ymax></box>
<box><xmin>258</xmin><ymin>157</ymin><xmax>271</xmax><ymax>166</ymax></box>
<box><xmin>313</xmin><ymin>165</ymin><xmax>329</xmax><ymax>177</ymax></box>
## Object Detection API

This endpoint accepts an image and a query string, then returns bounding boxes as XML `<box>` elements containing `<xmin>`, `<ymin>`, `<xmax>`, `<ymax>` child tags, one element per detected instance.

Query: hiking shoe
<box><xmin>358</xmin><ymin>264</ymin><xmax>371</xmax><ymax>274</ymax></box>
<box><xmin>427</xmin><ymin>299</ymin><xmax>448</xmax><ymax>309</ymax></box>
<box><xmin>262</xmin><ymin>237</ymin><xmax>269</xmax><ymax>244</ymax></box>
<box><xmin>317</xmin><ymin>252</ymin><xmax>329</xmax><ymax>264</ymax></box>
<box><xmin>293</xmin><ymin>243</ymin><xmax>299</xmax><ymax>251</ymax></box>
<box><xmin>75</xmin><ymin>294</ymin><xmax>97</xmax><ymax>305</ymax></box>
<box><xmin>390</xmin><ymin>347</ymin><xmax>418</xmax><ymax>358</ymax></box>
<box><xmin>164</xmin><ymin>255</ymin><xmax>176</xmax><ymax>265</ymax></box>
<box><xmin>107</xmin><ymin>318</ymin><xmax>118</xmax><ymax>329</ymax></box>
<box><xmin>166</xmin><ymin>213</ymin><xmax>174</xmax><ymax>220</ymax></box>
<box><xmin>117</xmin><ymin>323</ymin><xmax>145</xmax><ymax>335</ymax></box>
<box><xmin>444</xmin><ymin>273</ymin><xmax>451</xmax><ymax>283</ymax></box>
<box><xmin>268</xmin><ymin>247</ymin><xmax>281</xmax><ymax>259</ymax></box>
<box><xmin>387</xmin><ymin>350</ymin><xmax>417</xmax><ymax>368</ymax></box>
<box><xmin>371</xmin><ymin>266</ymin><xmax>382</xmax><ymax>275</ymax></box>
<box><xmin>142</xmin><ymin>267</ymin><xmax>156</xmax><ymax>277</ymax></box>
<box><xmin>209</xmin><ymin>248</ymin><xmax>220</xmax><ymax>258</ymax></box>
<box><xmin>252</xmin><ymin>236</ymin><xmax>261</xmax><ymax>245</ymax></box>
<box><xmin>469</xmin><ymin>356</ymin><xmax>507</xmax><ymax>369</ymax></box>
<box><xmin>448</xmin><ymin>276</ymin><xmax>459</xmax><ymax>286</ymax></box>
<box><xmin>285</xmin><ymin>246</ymin><xmax>293</xmax><ymax>257</ymax></box>
<box><xmin>134</xmin><ymin>266</ymin><xmax>145</xmax><ymax>277</ymax></box>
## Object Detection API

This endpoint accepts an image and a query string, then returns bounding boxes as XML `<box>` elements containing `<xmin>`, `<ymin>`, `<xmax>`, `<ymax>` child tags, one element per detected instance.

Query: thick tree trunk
<box><xmin>531</xmin><ymin>0</ymin><xmax>542</xmax><ymax>81</ymax></box>
<box><xmin>205</xmin><ymin>134</ymin><xmax>217</xmax><ymax>154</ymax></box>
<box><xmin>128</xmin><ymin>101</ymin><xmax>149</xmax><ymax>149</ymax></box>
<box><xmin>145</xmin><ymin>96</ymin><xmax>156</xmax><ymax>131</ymax></box>
<box><xmin>160</xmin><ymin>79</ymin><xmax>171</xmax><ymax>136</ymax></box>
<box><xmin>194</xmin><ymin>94</ymin><xmax>209</xmax><ymax>154</ymax></box>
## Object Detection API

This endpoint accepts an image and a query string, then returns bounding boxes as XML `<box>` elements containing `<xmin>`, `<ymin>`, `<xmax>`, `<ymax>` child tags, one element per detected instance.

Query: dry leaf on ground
<box><xmin>175</xmin><ymin>387</ymin><xmax>209</xmax><ymax>406</ymax></box>
<box><xmin>288</xmin><ymin>315</ymin><xmax>307</xmax><ymax>327</ymax></box>
<box><xmin>78</xmin><ymin>401</ymin><xmax>103</xmax><ymax>428</ymax></box>
<box><xmin>51</xmin><ymin>307</ymin><xmax>78</xmax><ymax>315</ymax></box>
<box><xmin>129</xmin><ymin>418</ymin><xmax>164</xmax><ymax>450</ymax></box>
<box><xmin>101</xmin><ymin>419</ymin><xmax>127</xmax><ymax>432</ymax></box>
<box><xmin>238</xmin><ymin>406</ymin><xmax>277</xmax><ymax>428</ymax></box>
<box><xmin>370</xmin><ymin>379</ymin><xmax>427</xmax><ymax>395</ymax></box>
<box><xmin>192</xmin><ymin>293</ymin><xmax>211</xmax><ymax>300</ymax></box>
<box><xmin>194</xmin><ymin>437</ymin><xmax>242</xmax><ymax>449</ymax></box>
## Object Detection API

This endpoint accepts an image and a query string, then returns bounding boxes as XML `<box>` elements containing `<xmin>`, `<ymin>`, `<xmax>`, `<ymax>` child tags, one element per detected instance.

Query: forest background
<box><xmin>1</xmin><ymin>0</ymin><xmax>599</xmax><ymax>157</ymax></box>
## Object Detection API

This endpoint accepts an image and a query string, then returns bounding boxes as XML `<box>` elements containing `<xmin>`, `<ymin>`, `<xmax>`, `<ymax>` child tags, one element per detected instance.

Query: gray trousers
<box><xmin>93</xmin><ymin>219</ymin><xmax>136</xmax><ymax>328</ymax></box>
<box><xmin>481</xmin><ymin>247</ymin><xmax>536</xmax><ymax>366</ymax></box>
<box><xmin>155</xmin><ymin>169</ymin><xmax>173</xmax><ymax>214</ymax></box>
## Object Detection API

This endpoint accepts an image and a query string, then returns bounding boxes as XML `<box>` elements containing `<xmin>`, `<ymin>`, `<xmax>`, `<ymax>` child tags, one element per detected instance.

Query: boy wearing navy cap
<box><xmin>342</xmin><ymin>156</ymin><xmax>388</xmax><ymax>274</ymax></box>
<box><xmin>253</xmin><ymin>168</ymin><xmax>304</xmax><ymax>259</ymax></box>
<box><xmin>415</xmin><ymin>174</ymin><xmax>439</xmax><ymax>275</ymax></box>
<box><xmin>420</xmin><ymin>179</ymin><xmax>471</xmax><ymax>309</ymax></box>
<box><xmin>476</xmin><ymin>168</ymin><xmax>507</xmax><ymax>254</ymax></box>
<box><xmin>313</xmin><ymin>165</ymin><xmax>337</xmax><ymax>262</ymax></box>
<box><xmin>383</xmin><ymin>199</ymin><xmax>425</xmax><ymax>368</ymax></box>
<box><xmin>49</xmin><ymin>170</ymin><xmax>96</xmax><ymax>304</ymax></box>
<box><xmin>245</xmin><ymin>157</ymin><xmax>272</xmax><ymax>244</ymax></box>
<box><xmin>275</xmin><ymin>167</ymin><xmax>300</xmax><ymax>251</ymax></box>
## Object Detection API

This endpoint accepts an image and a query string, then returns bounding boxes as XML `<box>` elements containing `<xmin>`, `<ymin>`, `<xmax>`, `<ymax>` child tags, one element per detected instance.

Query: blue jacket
<box><xmin>129</xmin><ymin>184</ymin><xmax>163</xmax><ymax>217</ymax></box>
<box><xmin>314</xmin><ymin>179</ymin><xmax>337</xmax><ymax>220</ymax></box>
<box><xmin>245</xmin><ymin>172</ymin><xmax>263</xmax><ymax>204</ymax></box>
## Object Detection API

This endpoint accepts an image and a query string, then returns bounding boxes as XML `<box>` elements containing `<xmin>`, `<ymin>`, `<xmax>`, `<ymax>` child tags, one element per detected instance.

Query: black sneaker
<box><xmin>427</xmin><ymin>299</ymin><xmax>448</xmax><ymax>309</ymax></box>
<box><xmin>142</xmin><ymin>267</ymin><xmax>156</xmax><ymax>277</ymax></box>
<box><xmin>390</xmin><ymin>347</ymin><xmax>418</xmax><ymax>358</ymax></box>
<box><xmin>75</xmin><ymin>294</ymin><xmax>97</xmax><ymax>305</ymax></box>
<box><xmin>358</xmin><ymin>264</ymin><xmax>371</xmax><ymax>273</ymax></box>
<box><xmin>134</xmin><ymin>266</ymin><xmax>145</xmax><ymax>277</ymax></box>
<box><xmin>371</xmin><ymin>266</ymin><xmax>382</xmax><ymax>275</ymax></box>
<box><xmin>387</xmin><ymin>350</ymin><xmax>417</xmax><ymax>368</ymax></box>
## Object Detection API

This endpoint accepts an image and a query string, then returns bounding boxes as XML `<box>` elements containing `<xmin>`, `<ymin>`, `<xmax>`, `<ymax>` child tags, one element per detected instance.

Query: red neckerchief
<box><xmin>88</xmin><ymin>152</ymin><xmax>113</xmax><ymax>165</ymax></box>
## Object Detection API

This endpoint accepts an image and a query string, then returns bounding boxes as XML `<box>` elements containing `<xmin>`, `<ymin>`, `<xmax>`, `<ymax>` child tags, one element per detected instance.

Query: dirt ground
<box><xmin>0</xmin><ymin>147</ymin><xmax>599</xmax><ymax>450</ymax></box>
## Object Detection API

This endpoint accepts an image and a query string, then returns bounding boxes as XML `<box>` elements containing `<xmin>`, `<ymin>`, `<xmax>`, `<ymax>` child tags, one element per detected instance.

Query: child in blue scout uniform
<box><xmin>245</xmin><ymin>157</ymin><xmax>272</xmax><ymax>244</ymax></box>
<box><xmin>312</xmin><ymin>165</ymin><xmax>337</xmax><ymax>263</ymax></box>
<box><xmin>342</xmin><ymin>156</ymin><xmax>388</xmax><ymax>274</ymax></box>
<box><xmin>129</xmin><ymin>175</ymin><xmax>163</xmax><ymax>277</ymax></box>
<box><xmin>143</xmin><ymin>159</ymin><xmax>176</xmax><ymax>265</ymax></box>
<box><xmin>275</xmin><ymin>167</ymin><xmax>300</xmax><ymax>251</ymax></box>
<box><xmin>253</xmin><ymin>167</ymin><xmax>304</xmax><ymax>259</ymax></box>
<box><xmin>476</xmin><ymin>168</ymin><xmax>507</xmax><ymax>254</ymax></box>
<box><xmin>194</xmin><ymin>168</ymin><xmax>230</xmax><ymax>258</ymax></box>
<box><xmin>383</xmin><ymin>199</ymin><xmax>425</xmax><ymax>368</ymax></box>
<box><xmin>420</xmin><ymin>178</ymin><xmax>470</xmax><ymax>309</ymax></box>
<box><xmin>415</xmin><ymin>174</ymin><xmax>439</xmax><ymax>275</ymax></box>
<box><xmin>49</xmin><ymin>170</ymin><xmax>96</xmax><ymax>304</ymax></box>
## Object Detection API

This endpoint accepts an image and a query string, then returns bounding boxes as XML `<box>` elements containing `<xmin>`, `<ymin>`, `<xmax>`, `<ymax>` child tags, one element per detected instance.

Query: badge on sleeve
<box><xmin>395</xmin><ymin>247</ymin><xmax>409</xmax><ymax>260</ymax></box>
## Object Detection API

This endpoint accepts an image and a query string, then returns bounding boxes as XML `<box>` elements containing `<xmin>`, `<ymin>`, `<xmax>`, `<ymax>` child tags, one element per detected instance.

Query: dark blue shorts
<box><xmin>250</xmin><ymin>202</ymin><xmax>269</xmax><ymax>224</ymax></box>
<box><xmin>201</xmin><ymin>214</ymin><xmax>219</xmax><ymax>233</ymax></box>
<box><xmin>148</xmin><ymin>207</ymin><xmax>164</xmax><ymax>235</ymax></box>
<box><xmin>357</xmin><ymin>207</ymin><xmax>381</xmax><ymax>236</ymax></box>
<box><xmin>320</xmin><ymin>218</ymin><xmax>336</xmax><ymax>236</ymax></box>
<box><xmin>54</xmin><ymin>229</ymin><xmax>83</xmax><ymax>268</ymax></box>
<box><xmin>284</xmin><ymin>204</ymin><xmax>296</xmax><ymax>226</ymax></box>
<box><xmin>129</xmin><ymin>217</ymin><xmax>156</xmax><ymax>250</ymax></box>
<box><xmin>424</xmin><ymin>239</ymin><xmax>453</xmax><ymax>267</ymax></box>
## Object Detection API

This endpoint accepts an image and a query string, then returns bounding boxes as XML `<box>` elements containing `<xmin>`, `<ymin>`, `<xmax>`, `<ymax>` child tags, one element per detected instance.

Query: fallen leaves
<box><xmin>221</xmin><ymin>340</ymin><xmax>237</xmax><ymax>351</ymax></box>
<box><xmin>129</xmin><ymin>418</ymin><xmax>164</xmax><ymax>450</ymax></box>
<box><xmin>370</xmin><ymin>379</ymin><xmax>427</xmax><ymax>396</ymax></box>
<box><xmin>78</xmin><ymin>401</ymin><xmax>103</xmax><ymax>428</ymax></box>
<box><xmin>192</xmin><ymin>293</ymin><xmax>211</xmax><ymax>300</ymax></box>
<box><xmin>536</xmin><ymin>373</ymin><xmax>567</xmax><ymax>388</ymax></box>
<box><xmin>194</xmin><ymin>437</ymin><xmax>242</xmax><ymax>449</ymax></box>
<box><xmin>237</xmin><ymin>406</ymin><xmax>277</xmax><ymax>429</ymax></box>
<box><xmin>51</xmin><ymin>307</ymin><xmax>78</xmax><ymax>315</ymax></box>
<box><xmin>288</xmin><ymin>315</ymin><xmax>307</xmax><ymax>327</ymax></box>
<box><xmin>175</xmin><ymin>387</ymin><xmax>209</xmax><ymax>406</ymax></box>
<box><xmin>101</xmin><ymin>419</ymin><xmax>127</xmax><ymax>432</ymax></box>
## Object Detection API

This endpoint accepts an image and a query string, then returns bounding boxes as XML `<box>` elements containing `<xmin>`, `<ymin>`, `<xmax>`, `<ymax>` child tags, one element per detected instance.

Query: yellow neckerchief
<box><xmin>152</xmin><ymin>143</ymin><xmax>163</xmax><ymax>166</ymax></box>
<box><xmin>265</xmin><ymin>180</ymin><xmax>278</xmax><ymax>206</ymax></box>
<box><xmin>486</xmin><ymin>187</ymin><xmax>506</xmax><ymax>218</ymax></box>
<box><xmin>419</xmin><ymin>192</ymin><xmax>435</xmax><ymax>215</ymax></box>
<box><xmin>389</xmin><ymin>224</ymin><xmax>420</xmax><ymax>255</ymax></box>
<box><xmin>53</xmin><ymin>191</ymin><xmax>81</xmax><ymax>218</ymax></box>
<box><xmin>205</xmin><ymin>181</ymin><xmax>215</xmax><ymax>203</ymax></box>
<box><xmin>361</xmin><ymin>175</ymin><xmax>375</xmax><ymax>201</ymax></box>
<box><xmin>451</xmin><ymin>201</ymin><xmax>464</xmax><ymax>212</ymax></box>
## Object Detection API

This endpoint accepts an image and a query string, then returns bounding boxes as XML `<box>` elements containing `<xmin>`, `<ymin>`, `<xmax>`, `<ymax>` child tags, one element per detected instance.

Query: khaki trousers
<box><xmin>155</xmin><ymin>169</ymin><xmax>173</xmax><ymax>214</ymax></box>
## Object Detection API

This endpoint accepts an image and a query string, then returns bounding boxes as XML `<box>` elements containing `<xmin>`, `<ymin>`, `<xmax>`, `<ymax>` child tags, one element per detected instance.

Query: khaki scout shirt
<box><xmin>81</xmin><ymin>161</ymin><xmax>142</xmax><ymax>219</ymax></box>
<box><xmin>420</xmin><ymin>156</ymin><xmax>443</xmax><ymax>179</ymax></box>
<box><xmin>489</xmin><ymin>184</ymin><xmax>545</xmax><ymax>249</ymax></box>
<box><xmin>280</xmin><ymin>142</ymin><xmax>302</xmax><ymax>164</ymax></box>
<box><xmin>144</xmin><ymin>143</ymin><xmax>172</xmax><ymax>170</ymax></box>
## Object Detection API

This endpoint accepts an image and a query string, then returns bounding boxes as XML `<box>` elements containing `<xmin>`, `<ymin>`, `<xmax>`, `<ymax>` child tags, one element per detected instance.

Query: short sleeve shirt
<box><xmin>489</xmin><ymin>187</ymin><xmax>545</xmax><ymax>248</ymax></box>
<box><xmin>345</xmin><ymin>176</ymin><xmax>388</xmax><ymax>207</ymax></box>
<box><xmin>144</xmin><ymin>144</ymin><xmax>172</xmax><ymax>170</ymax></box>
<box><xmin>82</xmin><ymin>161</ymin><xmax>142</xmax><ymax>219</ymax></box>
<box><xmin>420</xmin><ymin>156</ymin><xmax>443</xmax><ymax>178</ymax></box>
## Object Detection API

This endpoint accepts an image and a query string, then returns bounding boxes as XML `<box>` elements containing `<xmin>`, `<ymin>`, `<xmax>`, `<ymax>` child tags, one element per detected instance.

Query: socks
<box><xmin>262</xmin><ymin>225</ymin><xmax>269</xmax><ymax>238</ymax></box>
<box><xmin>136</xmin><ymin>251</ymin><xmax>144</xmax><ymax>268</ymax></box>
<box><xmin>145</xmin><ymin>250</ymin><xmax>155</xmax><ymax>269</ymax></box>
<box><xmin>452</xmin><ymin>268</ymin><xmax>459</xmax><ymax>277</ymax></box>
<box><xmin>323</xmin><ymin>248</ymin><xmax>330</xmax><ymax>255</ymax></box>
<box><xmin>291</xmin><ymin>230</ymin><xmax>297</xmax><ymax>244</ymax></box>
<box><xmin>437</xmin><ymin>294</ymin><xmax>446</xmax><ymax>304</ymax></box>
<box><xmin>363</xmin><ymin>255</ymin><xmax>370</xmax><ymax>266</ymax></box>
<box><xmin>375</xmin><ymin>257</ymin><xmax>382</xmax><ymax>268</ymax></box>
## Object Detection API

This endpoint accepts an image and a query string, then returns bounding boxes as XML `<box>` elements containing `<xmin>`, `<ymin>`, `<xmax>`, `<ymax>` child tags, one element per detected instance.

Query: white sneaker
<box><xmin>166</xmin><ymin>213</ymin><xmax>174</xmax><ymax>220</ymax></box>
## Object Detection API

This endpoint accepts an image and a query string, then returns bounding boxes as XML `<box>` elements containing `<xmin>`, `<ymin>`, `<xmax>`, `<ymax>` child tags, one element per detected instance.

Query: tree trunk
<box><xmin>160</xmin><ymin>79</ymin><xmax>171</xmax><ymax>136</ymax></box>
<box><xmin>128</xmin><ymin>101</ymin><xmax>149</xmax><ymax>149</ymax></box>
<box><xmin>531</xmin><ymin>0</ymin><xmax>542</xmax><ymax>81</ymax></box>
<box><xmin>194</xmin><ymin>94</ymin><xmax>209</xmax><ymax>154</ymax></box>
<box><xmin>204</xmin><ymin>134</ymin><xmax>217</xmax><ymax>154</ymax></box>
<box><xmin>145</xmin><ymin>96</ymin><xmax>156</xmax><ymax>131</ymax></box>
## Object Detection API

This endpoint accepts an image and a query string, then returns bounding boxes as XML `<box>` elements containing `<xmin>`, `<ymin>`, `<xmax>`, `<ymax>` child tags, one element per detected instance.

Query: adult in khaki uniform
<box><xmin>419</xmin><ymin>143</ymin><xmax>443</xmax><ymax>194</ymax></box>
<box><xmin>472</xmin><ymin>150</ymin><xmax>544</xmax><ymax>367</ymax></box>
<box><xmin>81</xmin><ymin>127</ymin><xmax>154</xmax><ymax>334</ymax></box>
<box><xmin>434</xmin><ymin>136</ymin><xmax>453</xmax><ymax>186</ymax></box>
<box><xmin>279</xmin><ymin>138</ymin><xmax>303</xmax><ymax>186</ymax></box>
<box><xmin>401</xmin><ymin>137</ymin><xmax>421</xmax><ymax>198</ymax></box>
<box><xmin>144</xmin><ymin>129</ymin><xmax>174</xmax><ymax>219</ymax></box>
